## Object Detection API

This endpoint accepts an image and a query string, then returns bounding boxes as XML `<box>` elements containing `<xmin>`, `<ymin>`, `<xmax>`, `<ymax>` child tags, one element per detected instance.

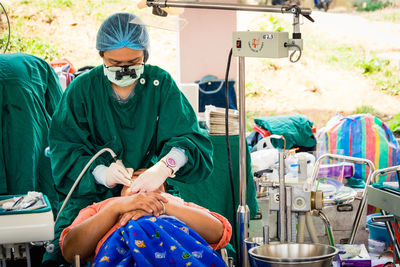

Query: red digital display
<box><xmin>236</xmin><ymin>40</ymin><xmax>241</xmax><ymax>48</ymax></box>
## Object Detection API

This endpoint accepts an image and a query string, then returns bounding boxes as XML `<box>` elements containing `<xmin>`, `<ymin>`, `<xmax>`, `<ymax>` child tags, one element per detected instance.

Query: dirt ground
<box><xmin>5</xmin><ymin>1</ymin><xmax>400</xmax><ymax>128</ymax></box>
<box><xmin>238</xmin><ymin>10</ymin><xmax>400</xmax><ymax>126</ymax></box>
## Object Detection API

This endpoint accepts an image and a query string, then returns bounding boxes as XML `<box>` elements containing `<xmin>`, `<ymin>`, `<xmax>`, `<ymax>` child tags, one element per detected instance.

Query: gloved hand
<box><xmin>106</xmin><ymin>161</ymin><xmax>134</xmax><ymax>188</ymax></box>
<box><xmin>130</xmin><ymin>161</ymin><xmax>173</xmax><ymax>193</ymax></box>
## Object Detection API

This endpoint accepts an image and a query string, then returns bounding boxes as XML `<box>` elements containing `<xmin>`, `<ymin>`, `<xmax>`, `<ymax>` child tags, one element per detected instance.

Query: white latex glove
<box><xmin>130</xmin><ymin>161</ymin><xmax>172</xmax><ymax>193</ymax></box>
<box><xmin>106</xmin><ymin>161</ymin><xmax>134</xmax><ymax>188</ymax></box>
<box><xmin>341</xmin><ymin>245</ymin><xmax>361</xmax><ymax>259</ymax></box>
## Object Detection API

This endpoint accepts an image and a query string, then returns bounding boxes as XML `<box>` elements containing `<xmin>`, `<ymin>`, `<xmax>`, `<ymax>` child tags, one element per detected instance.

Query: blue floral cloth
<box><xmin>92</xmin><ymin>215</ymin><xmax>226</xmax><ymax>266</ymax></box>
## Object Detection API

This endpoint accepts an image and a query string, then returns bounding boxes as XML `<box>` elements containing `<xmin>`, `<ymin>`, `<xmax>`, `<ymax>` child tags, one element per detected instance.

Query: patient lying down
<box><xmin>60</xmin><ymin>169</ymin><xmax>232</xmax><ymax>266</ymax></box>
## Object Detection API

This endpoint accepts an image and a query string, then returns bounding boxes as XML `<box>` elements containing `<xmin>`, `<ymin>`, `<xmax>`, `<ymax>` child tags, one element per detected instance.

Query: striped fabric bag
<box><xmin>318</xmin><ymin>114</ymin><xmax>400</xmax><ymax>182</ymax></box>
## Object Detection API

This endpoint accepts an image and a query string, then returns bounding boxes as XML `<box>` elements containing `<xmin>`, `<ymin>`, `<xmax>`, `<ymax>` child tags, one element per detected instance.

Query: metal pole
<box><xmin>147</xmin><ymin>0</ymin><xmax>312</xmax><ymax>15</ymax></box>
<box><xmin>286</xmin><ymin>186</ymin><xmax>292</xmax><ymax>242</ymax></box>
<box><xmin>395</xmin><ymin>216</ymin><xmax>400</xmax><ymax>263</ymax></box>
<box><xmin>237</xmin><ymin>56</ymin><xmax>250</xmax><ymax>267</ymax></box>
<box><xmin>25</xmin><ymin>244</ymin><xmax>31</xmax><ymax>267</ymax></box>
<box><xmin>263</xmin><ymin>225</ymin><xmax>270</xmax><ymax>244</ymax></box>
<box><xmin>381</xmin><ymin>210</ymin><xmax>400</xmax><ymax>261</ymax></box>
<box><xmin>371</xmin><ymin>215</ymin><xmax>394</xmax><ymax>223</ymax></box>
<box><xmin>349</xmin><ymin>158</ymin><xmax>374</xmax><ymax>244</ymax></box>
<box><xmin>371</xmin><ymin>165</ymin><xmax>400</xmax><ymax>184</ymax></box>
<box><xmin>278</xmin><ymin>151</ymin><xmax>286</xmax><ymax>242</ymax></box>
<box><xmin>349</xmin><ymin>165</ymin><xmax>373</xmax><ymax>244</ymax></box>
<box><xmin>293</xmin><ymin>14</ymin><xmax>300</xmax><ymax>34</ymax></box>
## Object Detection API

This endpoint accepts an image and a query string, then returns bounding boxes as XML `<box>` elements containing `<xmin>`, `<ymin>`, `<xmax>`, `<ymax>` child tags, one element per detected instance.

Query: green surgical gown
<box><xmin>0</xmin><ymin>53</ymin><xmax>62</xmax><ymax>214</ymax></box>
<box><xmin>44</xmin><ymin>64</ymin><xmax>213</xmax><ymax>264</ymax></box>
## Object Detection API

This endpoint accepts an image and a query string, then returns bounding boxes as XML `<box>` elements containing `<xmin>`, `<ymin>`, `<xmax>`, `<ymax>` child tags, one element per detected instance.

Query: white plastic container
<box><xmin>368</xmin><ymin>238</ymin><xmax>386</xmax><ymax>256</ymax></box>
<box><xmin>298</xmin><ymin>154</ymin><xmax>308</xmax><ymax>179</ymax></box>
<box><xmin>286</xmin><ymin>154</ymin><xmax>298</xmax><ymax>178</ymax></box>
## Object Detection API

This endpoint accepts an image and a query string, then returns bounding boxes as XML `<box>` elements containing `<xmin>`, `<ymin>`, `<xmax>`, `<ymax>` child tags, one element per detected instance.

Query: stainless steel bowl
<box><xmin>248</xmin><ymin>243</ymin><xmax>338</xmax><ymax>267</ymax></box>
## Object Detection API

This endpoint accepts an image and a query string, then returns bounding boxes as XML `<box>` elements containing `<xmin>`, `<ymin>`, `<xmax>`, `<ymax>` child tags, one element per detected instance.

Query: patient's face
<box><xmin>120</xmin><ymin>168</ymin><xmax>166</xmax><ymax>196</ymax></box>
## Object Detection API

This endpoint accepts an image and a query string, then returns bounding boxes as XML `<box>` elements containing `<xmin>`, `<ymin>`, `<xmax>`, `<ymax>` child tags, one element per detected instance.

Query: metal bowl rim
<box><xmin>248</xmin><ymin>243</ymin><xmax>339</xmax><ymax>263</ymax></box>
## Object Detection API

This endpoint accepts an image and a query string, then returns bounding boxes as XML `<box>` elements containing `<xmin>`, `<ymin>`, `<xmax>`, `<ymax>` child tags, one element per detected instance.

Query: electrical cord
<box><xmin>0</xmin><ymin>1</ymin><xmax>10</xmax><ymax>53</ymax></box>
<box><xmin>284</xmin><ymin>42</ymin><xmax>302</xmax><ymax>63</ymax></box>
<box><xmin>224</xmin><ymin>48</ymin><xmax>240</xmax><ymax>266</ymax></box>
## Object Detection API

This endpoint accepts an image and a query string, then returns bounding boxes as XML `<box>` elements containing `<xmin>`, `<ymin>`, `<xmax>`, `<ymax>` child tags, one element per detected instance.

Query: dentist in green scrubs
<box><xmin>43</xmin><ymin>12</ymin><xmax>213</xmax><ymax>266</ymax></box>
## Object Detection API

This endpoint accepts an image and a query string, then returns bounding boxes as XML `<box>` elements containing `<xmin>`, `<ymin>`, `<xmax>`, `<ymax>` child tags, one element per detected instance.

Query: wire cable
<box><xmin>0</xmin><ymin>1</ymin><xmax>10</xmax><ymax>53</ymax></box>
<box><xmin>224</xmin><ymin>48</ymin><xmax>240</xmax><ymax>265</ymax></box>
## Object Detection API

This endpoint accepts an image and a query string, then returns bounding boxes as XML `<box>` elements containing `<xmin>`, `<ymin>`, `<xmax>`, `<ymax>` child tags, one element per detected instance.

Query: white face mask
<box><xmin>103</xmin><ymin>64</ymin><xmax>144</xmax><ymax>87</ymax></box>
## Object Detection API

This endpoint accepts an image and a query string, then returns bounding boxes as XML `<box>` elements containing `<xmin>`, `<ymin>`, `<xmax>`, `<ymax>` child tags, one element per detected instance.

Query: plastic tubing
<box><xmin>306</xmin><ymin>211</ymin><xmax>319</xmax><ymax>243</ymax></box>
<box><xmin>297</xmin><ymin>213</ymin><xmax>306</xmax><ymax>243</ymax></box>
<box><xmin>55</xmin><ymin>148</ymin><xmax>117</xmax><ymax>224</ymax></box>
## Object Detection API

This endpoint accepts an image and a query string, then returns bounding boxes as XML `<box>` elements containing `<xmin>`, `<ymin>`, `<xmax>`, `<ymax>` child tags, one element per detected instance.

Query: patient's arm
<box><xmin>120</xmin><ymin>168</ymin><xmax>226</xmax><ymax>244</ymax></box>
<box><xmin>119</xmin><ymin>200</ymin><xmax>225</xmax><ymax>244</ymax></box>
<box><xmin>165</xmin><ymin>202</ymin><xmax>224</xmax><ymax>244</ymax></box>
<box><xmin>62</xmin><ymin>193</ymin><xmax>167</xmax><ymax>263</ymax></box>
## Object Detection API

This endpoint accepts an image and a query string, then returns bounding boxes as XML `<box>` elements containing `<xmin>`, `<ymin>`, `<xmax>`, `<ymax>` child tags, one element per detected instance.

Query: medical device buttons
<box><xmin>140</xmin><ymin>78</ymin><xmax>146</xmax><ymax>84</ymax></box>
<box><xmin>153</xmin><ymin>80</ymin><xmax>159</xmax><ymax>86</ymax></box>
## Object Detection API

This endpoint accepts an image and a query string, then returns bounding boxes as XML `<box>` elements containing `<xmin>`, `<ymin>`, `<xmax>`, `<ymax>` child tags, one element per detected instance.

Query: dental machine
<box><xmin>0</xmin><ymin>148</ymin><xmax>130</xmax><ymax>267</ymax></box>
<box><xmin>0</xmin><ymin>192</ymin><xmax>54</xmax><ymax>267</ymax></box>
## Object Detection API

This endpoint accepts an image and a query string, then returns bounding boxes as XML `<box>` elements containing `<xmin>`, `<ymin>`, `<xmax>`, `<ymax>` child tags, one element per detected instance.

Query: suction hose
<box><xmin>297</xmin><ymin>213</ymin><xmax>306</xmax><ymax>243</ymax></box>
<box><xmin>55</xmin><ymin>148</ymin><xmax>118</xmax><ymax>224</ymax></box>
<box><xmin>306</xmin><ymin>211</ymin><xmax>319</xmax><ymax>243</ymax></box>
<box><xmin>46</xmin><ymin>148</ymin><xmax>118</xmax><ymax>254</ymax></box>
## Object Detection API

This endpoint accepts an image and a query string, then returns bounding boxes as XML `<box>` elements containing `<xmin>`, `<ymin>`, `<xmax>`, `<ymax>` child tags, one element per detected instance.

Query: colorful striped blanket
<box><xmin>318</xmin><ymin>114</ymin><xmax>400</xmax><ymax>182</ymax></box>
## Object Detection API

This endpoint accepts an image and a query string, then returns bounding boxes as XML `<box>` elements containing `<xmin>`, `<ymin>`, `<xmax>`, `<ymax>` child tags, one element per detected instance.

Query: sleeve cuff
<box><xmin>208</xmin><ymin>212</ymin><xmax>233</xmax><ymax>250</ymax></box>
<box><xmin>162</xmin><ymin>147</ymin><xmax>188</xmax><ymax>174</ymax></box>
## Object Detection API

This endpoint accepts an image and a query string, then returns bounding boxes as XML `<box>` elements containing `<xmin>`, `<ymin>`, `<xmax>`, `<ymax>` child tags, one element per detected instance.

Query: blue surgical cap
<box><xmin>96</xmin><ymin>12</ymin><xmax>150</xmax><ymax>62</ymax></box>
